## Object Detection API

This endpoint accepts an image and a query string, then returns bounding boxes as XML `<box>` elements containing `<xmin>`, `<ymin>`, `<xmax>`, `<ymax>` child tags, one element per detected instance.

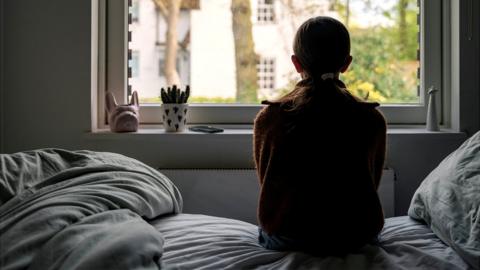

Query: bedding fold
<box><xmin>0</xmin><ymin>149</ymin><xmax>182</xmax><ymax>270</ymax></box>
<box><xmin>28</xmin><ymin>209</ymin><xmax>164</xmax><ymax>270</ymax></box>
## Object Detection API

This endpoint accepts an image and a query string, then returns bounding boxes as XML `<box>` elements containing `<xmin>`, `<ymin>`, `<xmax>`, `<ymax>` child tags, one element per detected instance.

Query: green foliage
<box><xmin>189</xmin><ymin>96</ymin><xmax>237</xmax><ymax>103</ymax></box>
<box><xmin>307</xmin><ymin>0</ymin><xmax>419</xmax><ymax>104</ymax></box>
<box><xmin>236</xmin><ymin>82</ymin><xmax>259</xmax><ymax>103</ymax></box>
<box><xmin>140</xmin><ymin>96</ymin><xmax>237</xmax><ymax>104</ymax></box>
<box><xmin>271</xmin><ymin>24</ymin><xmax>419</xmax><ymax>104</ymax></box>
<box><xmin>139</xmin><ymin>97</ymin><xmax>162</xmax><ymax>103</ymax></box>
<box><xmin>343</xmin><ymin>26</ymin><xmax>418</xmax><ymax>103</ymax></box>
<box><xmin>270</xmin><ymin>0</ymin><xmax>419</xmax><ymax>104</ymax></box>
<box><xmin>160</xmin><ymin>85</ymin><xmax>190</xmax><ymax>104</ymax></box>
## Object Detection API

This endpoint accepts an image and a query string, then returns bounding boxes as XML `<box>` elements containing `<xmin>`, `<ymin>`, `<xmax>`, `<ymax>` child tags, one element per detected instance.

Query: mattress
<box><xmin>152</xmin><ymin>214</ymin><xmax>470</xmax><ymax>270</ymax></box>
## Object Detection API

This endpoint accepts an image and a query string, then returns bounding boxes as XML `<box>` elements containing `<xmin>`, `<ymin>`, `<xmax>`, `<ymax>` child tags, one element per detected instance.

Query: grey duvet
<box><xmin>0</xmin><ymin>149</ymin><xmax>182</xmax><ymax>270</ymax></box>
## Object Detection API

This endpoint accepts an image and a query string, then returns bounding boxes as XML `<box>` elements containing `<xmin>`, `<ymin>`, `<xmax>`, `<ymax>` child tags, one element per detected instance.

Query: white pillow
<box><xmin>408</xmin><ymin>131</ymin><xmax>480</xmax><ymax>269</ymax></box>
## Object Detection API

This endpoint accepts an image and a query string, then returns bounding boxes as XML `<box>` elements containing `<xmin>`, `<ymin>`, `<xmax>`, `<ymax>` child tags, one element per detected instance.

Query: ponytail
<box><xmin>264</xmin><ymin>73</ymin><xmax>350</xmax><ymax>114</ymax></box>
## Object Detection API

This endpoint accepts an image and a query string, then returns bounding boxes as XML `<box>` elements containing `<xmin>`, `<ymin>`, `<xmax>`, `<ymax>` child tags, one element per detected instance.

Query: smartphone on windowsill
<box><xmin>188</xmin><ymin>125</ymin><xmax>224</xmax><ymax>133</ymax></box>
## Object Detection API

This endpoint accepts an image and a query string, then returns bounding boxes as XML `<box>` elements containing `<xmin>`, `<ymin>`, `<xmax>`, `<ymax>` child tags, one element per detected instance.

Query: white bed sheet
<box><xmin>152</xmin><ymin>214</ymin><xmax>470</xmax><ymax>270</ymax></box>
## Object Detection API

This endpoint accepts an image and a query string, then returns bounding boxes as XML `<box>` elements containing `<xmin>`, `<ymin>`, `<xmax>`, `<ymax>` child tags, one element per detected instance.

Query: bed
<box><xmin>152</xmin><ymin>214</ymin><xmax>468</xmax><ymax>270</ymax></box>
<box><xmin>1</xmin><ymin>132</ymin><xmax>479</xmax><ymax>270</ymax></box>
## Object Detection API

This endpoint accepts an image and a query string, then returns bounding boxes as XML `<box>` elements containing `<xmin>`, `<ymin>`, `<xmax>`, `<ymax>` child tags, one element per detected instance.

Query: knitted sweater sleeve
<box><xmin>253</xmin><ymin>106</ymin><xmax>271</xmax><ymax>186</ymax></box>
<box><xmin>369</xmin><ymin>108</ymin><xmax>387</xmax><ymax>190</ymax></box>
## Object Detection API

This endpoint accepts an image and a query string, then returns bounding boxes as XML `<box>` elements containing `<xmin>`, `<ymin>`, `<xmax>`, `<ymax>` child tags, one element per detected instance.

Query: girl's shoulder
<box><xmin>257</xmin><ymin>101</ymin><xmax>283</xmax><ymax>118</ymax></box>
<box><xmin>255</xmin><ymin>102</ymin><xmax>279</xmax><ymax>124</ymax></box>
<box><xmin>355</xmin><ymin>101</ymin><xmax>387</xmax><ymax>130</ymax></box>
<box><xmin>338</xmin><ymin>93</ymin><xmax>386</xmax><ymax>129</ymax></box>
<box><xmin>254</xmin><ymin>103</ymin><xmax>286</xmax><ymax>137</ymax></box>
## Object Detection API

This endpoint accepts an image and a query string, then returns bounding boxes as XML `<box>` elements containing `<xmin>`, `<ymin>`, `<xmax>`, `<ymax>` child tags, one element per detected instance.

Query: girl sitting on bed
<box><xmin>253</xmin><ymin>16</ymin><xmax>387</xmax><ymax>256</ymax></box>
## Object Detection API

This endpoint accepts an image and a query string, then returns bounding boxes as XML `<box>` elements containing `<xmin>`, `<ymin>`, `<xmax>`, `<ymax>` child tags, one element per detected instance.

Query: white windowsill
<box><xmin>386</xmin><ymin>127</ymin><xmax>463</xmax><ymax>134</ymax></box>
<box><xmin>92</xmin><ymin>127</ymin><xmax>253</xmax><ymax>135</ymax></box>
<box><xmin>89</xmin><ymin>125</ymin><xmax>466</xmax><ymax>137</ymax></box>
<box><xmin>84</xmin><ymin>125</ymin><xmax>468</xmax><ymax>170</ymax></box>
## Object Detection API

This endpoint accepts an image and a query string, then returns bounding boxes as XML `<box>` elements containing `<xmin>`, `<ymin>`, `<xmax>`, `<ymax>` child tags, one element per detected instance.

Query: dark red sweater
<box><xmin>253</xmin><ymin>93</ymin><xmax>386</xmax><ymax>251</ymax></box>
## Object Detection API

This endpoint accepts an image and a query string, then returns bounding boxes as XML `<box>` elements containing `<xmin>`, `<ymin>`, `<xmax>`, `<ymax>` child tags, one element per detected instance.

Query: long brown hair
<box><xmin>265</xmin><ymin>16</ymin><xmax>353</xmax><ymax>112</ymax></box>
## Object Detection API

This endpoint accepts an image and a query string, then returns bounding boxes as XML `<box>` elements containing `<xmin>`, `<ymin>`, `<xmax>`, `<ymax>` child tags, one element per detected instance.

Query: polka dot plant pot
<box><xmin>161</xmin><ymin>103</ymin><xmax>189</xmax><ymax>132</ymax></box>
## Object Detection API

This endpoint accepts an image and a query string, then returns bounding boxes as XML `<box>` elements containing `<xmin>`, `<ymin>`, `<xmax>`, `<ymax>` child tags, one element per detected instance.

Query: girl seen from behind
<box><xmin>253</xmin><ymin>16</ymin><xmax>387</xmax><ymax>256</ymax></box>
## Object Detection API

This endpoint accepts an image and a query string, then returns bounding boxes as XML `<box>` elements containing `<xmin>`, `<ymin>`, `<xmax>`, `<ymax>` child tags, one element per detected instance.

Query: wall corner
<box><xmin>0</xmin><ymin>0</ymin><xmax>4</xmax><ymax>153</ymax></box>
<box><xmin>450</xmin><ymin>0</ymin><xmax>480</xmax><ymax>135</ymax></box>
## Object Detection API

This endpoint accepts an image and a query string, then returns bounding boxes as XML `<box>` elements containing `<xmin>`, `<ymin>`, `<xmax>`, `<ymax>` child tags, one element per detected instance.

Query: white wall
<box><xmin>0</xmin><ymin>0</ymin><xmax>478</xmax><ymax>215</ymax></box>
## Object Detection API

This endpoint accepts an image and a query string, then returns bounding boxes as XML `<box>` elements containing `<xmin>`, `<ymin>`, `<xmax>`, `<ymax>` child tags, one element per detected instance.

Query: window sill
<box><xmin>84</xmin><ymin>125</ymin><xmax>468</xmax><ymax>169</ymax></box>
<box><xmin>91</xmin><ymin>125</ymin><xmax>253</xmax><ymax>136</ymax></box>
<box><xmin>386</xmin><ymin>126</ymin><xmax>465</xmax><ymax>135</ymax></box>
<box><xmin>88</xmin><ymin>125</ymin><xmax>467</xmax><ymax>138</ymax></box>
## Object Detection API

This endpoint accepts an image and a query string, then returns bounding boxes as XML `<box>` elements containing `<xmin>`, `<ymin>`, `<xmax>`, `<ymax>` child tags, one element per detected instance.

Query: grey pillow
<box><xmin>408</xmin><ymin>131</ymin><xmax>480</xmax><ymax>269</ymax></box>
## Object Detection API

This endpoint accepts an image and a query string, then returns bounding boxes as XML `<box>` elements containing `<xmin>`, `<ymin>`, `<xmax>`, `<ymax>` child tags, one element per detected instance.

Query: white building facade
<box><xmin>129</xmin><ymin>0</ymin><xmax>335</xmax><ymax>102</ymax></box>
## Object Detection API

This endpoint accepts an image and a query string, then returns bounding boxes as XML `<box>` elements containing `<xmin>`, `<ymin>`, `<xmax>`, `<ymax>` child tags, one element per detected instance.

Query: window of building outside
<box><xmin>129</xmin><ymin>50</ymin><xmax>140</xmax><ymax>77</ymax></box>
<box><xmin>257</xmin><ymin>0</ymin><xmax>275</xmax><ymax>23</ymax></box>
<box><xmin>103</xmin><ymin>0</ymin><xmax>443</xmax><ymax>125</ymax></box>
<box><xmin>131</xmin><ymin>0</ymin><xmax>139</xmax><ymax>22</ymax></box>
<box><xmin>257</xmin><ymin>57</ymin><xmax>276</xmax><ymax>98</ymax></box>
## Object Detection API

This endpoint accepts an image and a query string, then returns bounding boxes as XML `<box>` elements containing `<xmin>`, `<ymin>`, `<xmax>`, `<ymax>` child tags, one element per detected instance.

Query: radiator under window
<box><xmin>160</xmin><ymin>169</ymin><xmax>395</xmax><ymax>224</ymax></box>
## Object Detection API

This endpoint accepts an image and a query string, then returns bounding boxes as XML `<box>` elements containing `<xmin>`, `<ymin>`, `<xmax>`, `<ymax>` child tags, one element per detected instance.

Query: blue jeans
<box><xmin>258</xmin><ymin>228</ymin><xmax>380</xmax><ymax>256</ymax></box>
<box><xmin>258</xmin><ymin>228</ymin><xmax>302</xmax><ymax>252</ymax></box>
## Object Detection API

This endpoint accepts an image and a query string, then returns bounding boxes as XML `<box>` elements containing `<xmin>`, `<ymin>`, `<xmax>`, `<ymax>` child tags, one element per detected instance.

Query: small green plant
<box><xmin>160</xmin><ymin>85</ymin><xmax>190</xmax><ymax>104</ymax></box>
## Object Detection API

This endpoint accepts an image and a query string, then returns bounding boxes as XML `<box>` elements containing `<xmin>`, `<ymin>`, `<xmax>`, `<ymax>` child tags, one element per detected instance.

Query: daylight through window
<box><xmin>128</xmin><ymin>0</ymin><xmax>419</xmax><ymax>105</ymax></box>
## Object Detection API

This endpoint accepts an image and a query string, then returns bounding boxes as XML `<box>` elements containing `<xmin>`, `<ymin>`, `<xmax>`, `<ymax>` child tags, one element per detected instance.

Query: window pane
<box><xmin>129</xmin><ymin>0</ymin><xmax>419</xmax><ymax>104</ymax></box>
<box><xmin>129</xmin><ymin>50</ymin><xmax>140</xmax><ymax>77</ymax></box>
<box><xmin>131</xmin><ymin>0</ymin><xmax>140</xmax><ymax>22</ymax></box>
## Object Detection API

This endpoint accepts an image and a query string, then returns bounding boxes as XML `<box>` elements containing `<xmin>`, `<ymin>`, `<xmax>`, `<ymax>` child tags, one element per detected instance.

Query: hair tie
<box><xmin>320</xmin><ymin>73</ymin><xmax>336</xmax><ymax>80</ymax></box>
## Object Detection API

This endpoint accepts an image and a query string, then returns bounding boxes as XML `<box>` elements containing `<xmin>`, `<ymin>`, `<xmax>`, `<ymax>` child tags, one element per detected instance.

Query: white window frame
<box><xmin>96</xmin><ymin>0</ymin><xmax>446</xmax><ymax>127</ymax></box>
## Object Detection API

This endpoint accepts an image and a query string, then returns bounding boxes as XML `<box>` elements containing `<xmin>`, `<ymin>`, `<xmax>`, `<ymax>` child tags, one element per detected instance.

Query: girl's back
<box><xmin>254</xmin><ymin>86</ymin><xmax>386</xmax><ymax>254</ymax></box>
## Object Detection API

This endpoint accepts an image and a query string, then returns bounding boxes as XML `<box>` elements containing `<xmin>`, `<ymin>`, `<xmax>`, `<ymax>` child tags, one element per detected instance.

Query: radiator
<box><xmin>160</xmin><ymin>169</ymin><xmax>395</xmax><ymax>224</ymax></box>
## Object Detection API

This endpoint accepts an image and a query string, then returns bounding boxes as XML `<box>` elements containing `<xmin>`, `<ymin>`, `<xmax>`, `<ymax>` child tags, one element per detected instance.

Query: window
<box><xmin>257</xmin><ymin>57</ymin><xmax>276</xmax><ymax>99</ymax></box>
<box><xmin>257</xmin><ymin>0</ymin><xmax>275</xmax><ymax>23</ymax></box>
<box><xmin>99</xmin><ymin>0</ymin><xmax>444</xmax><ymax>126</ymax></box>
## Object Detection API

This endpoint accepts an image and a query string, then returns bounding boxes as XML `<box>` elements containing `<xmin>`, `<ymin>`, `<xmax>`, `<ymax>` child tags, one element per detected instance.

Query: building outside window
<box><xmin>129</xmin><ymin>50</ymin><xmax>140</xmax><ymax>77</ymax></box>
<box><xmin>257</xmin><ymin>0</ymin><xmax>275</xmax><ymax>23</ymax></box>
<box><xmin>257</xmin><ymin>57</ymin><xmax>276</xmax><ymax>98</ymax></box>
<box><xmin>131</xmin><ymin>0</ymin><xmax>140</xmax><ymax>22</ymax></box>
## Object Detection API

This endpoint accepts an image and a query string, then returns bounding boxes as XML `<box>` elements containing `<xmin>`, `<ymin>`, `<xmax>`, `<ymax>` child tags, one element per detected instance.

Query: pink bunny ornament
<box><xmin>105</xmin><ymin>91</ymin><xmax>139</xmax><ymax>132</ymax></box>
